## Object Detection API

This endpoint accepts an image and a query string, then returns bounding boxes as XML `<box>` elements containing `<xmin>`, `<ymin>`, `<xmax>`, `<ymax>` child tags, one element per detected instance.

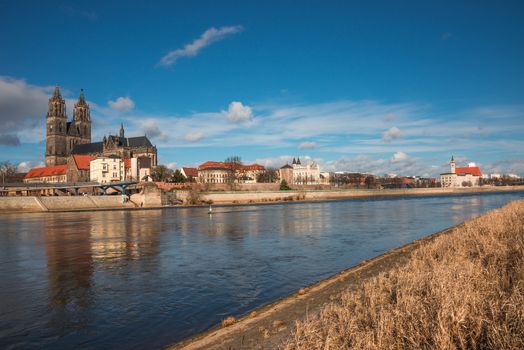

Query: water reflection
<box><xmin>0</xmin><ymin>192</ymin><xmax>522</xmax><ymax>349</ymax></box>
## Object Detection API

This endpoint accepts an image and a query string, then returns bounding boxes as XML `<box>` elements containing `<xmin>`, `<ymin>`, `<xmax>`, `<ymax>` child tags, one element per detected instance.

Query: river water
<box><xmin>1</xmin><ymin>192</ymin><xmax>523</xmax><ymax>349</ymax></box>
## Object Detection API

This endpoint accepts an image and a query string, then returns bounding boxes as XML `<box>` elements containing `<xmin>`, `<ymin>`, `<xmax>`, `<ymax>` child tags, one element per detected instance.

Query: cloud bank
<box><xmin>159</xmin><ymin>25</ymin><xmax>243</xmax><ymax>66</ymax></box>
<box><xmin>108</xmin><ymin>96</ymin><xmax>135</xmax><ymax>112</ymax></box>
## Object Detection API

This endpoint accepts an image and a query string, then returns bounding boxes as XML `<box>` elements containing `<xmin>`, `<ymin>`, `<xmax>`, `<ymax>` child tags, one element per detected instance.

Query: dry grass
<box><xmin>283</xmin><ymin>200</ymin><xmax>524</xmax><ymax>350</ymax></box>
<box><xmin>221</xmin><ymin>316</ymin><xmax>237</xmax><ymax>327</ymax></box>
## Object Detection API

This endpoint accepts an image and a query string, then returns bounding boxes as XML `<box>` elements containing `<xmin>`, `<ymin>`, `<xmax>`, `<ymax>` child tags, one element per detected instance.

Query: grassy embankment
<box><xmin>283</xmin><ymin>200</ymin><xmax>524</xmax><ymax>350</ymax></box>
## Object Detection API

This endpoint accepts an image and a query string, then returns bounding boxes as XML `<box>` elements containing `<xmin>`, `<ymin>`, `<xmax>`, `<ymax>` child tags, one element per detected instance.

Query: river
<box><xmin>1</xmin><ymin>191</ymin><xmax>523</xmax><ymax>349</ymax></box>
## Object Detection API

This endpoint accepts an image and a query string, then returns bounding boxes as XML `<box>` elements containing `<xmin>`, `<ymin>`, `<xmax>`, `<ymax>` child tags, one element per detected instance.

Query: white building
<box><xmin>291</xmin><ymin>157</ymin><xmax>321</xmax><ymax>185</ymax></box>
<box><xmin>440</xmin><ymin>156</ymin><xmax>482</xmax><ymax>188</ymax></box>
<box><xmin>90</xmin><ymin>156</ymin><xmax>125</xmax><ymax>183</ymax></box>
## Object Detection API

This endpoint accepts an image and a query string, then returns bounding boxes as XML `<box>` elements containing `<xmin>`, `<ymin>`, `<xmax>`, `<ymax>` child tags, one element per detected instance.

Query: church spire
<box><xmin>52</xmin><ymin>85</ymin><xmax>62</xmax><ymax>99</ymax></box>
<box><xmin>77</xmin><ymin>88</ymin><xmax>87</xmax><ymax>106</ymax></box>
<box><xmin>119</xmin><ymin>123</ymin><xmax>125</xmax><ymax>138</ymax></box>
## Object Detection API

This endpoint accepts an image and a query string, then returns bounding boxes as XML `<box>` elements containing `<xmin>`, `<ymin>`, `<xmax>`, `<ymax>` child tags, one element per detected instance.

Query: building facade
<box><xmin>24</xmin><ymin>165</ymin><xmax>67</xmax><ymax>183</ymax></box>
<box><xmin>90</xmin><ymin>157</ymin><xmax>126</xmax><ymax>184</ymax></box>
<box><xmin>291</xmin><ymin>157</ymin><xmax>321</xmax><ymax>184</ymax></box>
<box><xmin>46</xmin><ymin>87</ymin><xmax>91</xmax><ymax>166</ymax></box>
<box><xmin>43</xmin><ymin>86</ymin><xmax>157</xmax><ymax>179</ymax></box>
<box><xmin>197</xmin><ymin>161</ymin><xmax>266</xmax><ymax>184</ymax></box>
<box><xmin>279</xmin><ymin>164</ymin><xmax>293</xmax><ymax>184</ymax></box>
<box><xmin>440</xmin><ymin>156</ymin><xmax>482</xmax><ymax>188</ymax></box>
<box><xmin>72</xmin><ymin>124</ymin><xmax>158</xmax><ymax>167</ymax></box>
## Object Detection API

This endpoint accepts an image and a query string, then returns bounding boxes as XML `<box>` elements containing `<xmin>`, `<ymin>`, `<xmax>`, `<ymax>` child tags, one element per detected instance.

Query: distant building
<box><xmin>67</xmin><ymin>155</ymin><xmax>95</xmax><ymax>182</ymax></box>
<box><xmin>45</xmin><ymin>87</ymin><xmax>91</xmax><ymax>166</ymax></box>
<box><xmin>24</xmin><ymin>165</ymin><xmax>67</xmax><ymax>183</ymax></box>
<box><xmin>197</xmin><ymin>161</ymin><xmax>266</xmax><ymax>184</ymax></box>
<box><xmin>180</xmin><ymin>167</ymin><xmax>198</xmax><ymax>181</ymax></box>
<box><xmin>279</xmin><ymin>164</ymin><xmax>293</xmax><ymax>185</ymax></box>
<box><xmin>440</xmin><ymin>156</ymin><xmax>482</xmax><ymax>188</ymax></box>
<box><xmin>72</xmin><ymin>124</ymin><xmax>157</xmax><ymax>167</ymax></box>
<box><xmin>291</xmin><ymin>157</ymin><xmax>321</xmax><ymax>185</ymax></box>
<box><xmin>27</xmin><ymin>86</ymin><xmax>158</xmax><ymax>183</ymax></box>
<box><xmin>90</xmin><ymin>156</ymin><xmax>126</xmax><ymax>184</ymax></box>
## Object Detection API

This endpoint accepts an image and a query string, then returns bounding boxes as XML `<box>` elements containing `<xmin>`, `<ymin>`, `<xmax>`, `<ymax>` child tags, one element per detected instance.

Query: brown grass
<box><xmin>221</xmin><ymin>316</ymin><xmax>237</xmax><ymax>327</ymax></box>
<box><xmin>283</xmin><ymin>200</ymin><xmax>524</xmax><ymax>350</ymax></box>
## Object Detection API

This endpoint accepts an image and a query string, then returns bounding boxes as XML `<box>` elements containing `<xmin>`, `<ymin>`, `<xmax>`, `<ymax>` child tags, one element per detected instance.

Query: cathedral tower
<box><xmin>45</xmin><ymin>86</ymin><xmax>68</xmax><ymax>166</ymax></box>
<box><xmin>67</xmin><ymin>89</ymin><xmax>92</xmax><ymax>153</ymax></box>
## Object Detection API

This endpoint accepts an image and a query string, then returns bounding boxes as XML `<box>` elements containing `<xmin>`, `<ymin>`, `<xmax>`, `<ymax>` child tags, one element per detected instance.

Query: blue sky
<box><xmin>1</xmin><ymin>0</ymin><xmax>523</xmax><ymax>176</ymax></box>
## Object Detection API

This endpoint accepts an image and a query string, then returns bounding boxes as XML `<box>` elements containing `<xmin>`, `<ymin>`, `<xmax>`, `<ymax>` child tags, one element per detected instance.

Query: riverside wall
<box><xmin>0</xmin><ymin>195</ymin><xmax>136</xmax><ymax>213</ymax></box>
<box><xmin>177</xmin><ymin>185</ymin><xmax>524</xmax><ymax>205</ymax></box>
<box><xmin>1</xmin><ymin>185</ymin><xmax>523</xmax><ymax>213</ymax></box>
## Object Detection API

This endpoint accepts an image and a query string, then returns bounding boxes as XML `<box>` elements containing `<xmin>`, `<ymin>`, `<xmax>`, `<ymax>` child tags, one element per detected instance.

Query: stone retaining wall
<box><xmin>0</xmin><ymin>195</ymin><xmax>135</xmax><ymax>212</ymax></box>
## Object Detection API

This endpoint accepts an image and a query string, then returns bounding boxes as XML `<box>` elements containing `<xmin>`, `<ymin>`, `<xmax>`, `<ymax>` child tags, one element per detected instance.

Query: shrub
<box><xmin>280</xmin><ymin>180</ymin><xmax>291</xmax><ymax>191</ymax></box>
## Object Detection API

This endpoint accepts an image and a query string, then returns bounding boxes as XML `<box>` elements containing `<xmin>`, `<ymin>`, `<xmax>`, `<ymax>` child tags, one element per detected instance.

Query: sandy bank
<box><xmin>169</xmin><ymin>199</ymin><xmax>524</xmax><ymax>350</ymax></box>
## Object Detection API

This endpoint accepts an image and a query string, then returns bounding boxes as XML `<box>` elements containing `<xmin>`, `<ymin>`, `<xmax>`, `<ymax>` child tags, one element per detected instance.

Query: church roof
<box><xmin>280</xmin><ymin>164</ymin><xmax>293</xmax><ymax>169</ymax></box>
<box><xmin>127</xmin><ymin>136</ymin><xmax>153</xmax><ymax>148</ymax></box>
<box><xmin>72</xmin><ymin>155</ymin><xmax>96</xmax><ymax>170</ymax></box>
<box><xmin>25</xmin><ymin>165</ymin><xmax>67</xmax><ymax>179</ymax></box>
<box><xmin>71</xmin><ymin>142</ymin><xmax>103</xmax><ymax>155</ymax></box>
<box><xmin>70</xmin><ymin>136</ymin><xmax>154</xmax><ymax>155</ymax></box>
<box><xmin>182</xmin><ymin>167</ymin><xmax>198</xmax><ymax>177</ymax></box>
<box><xmin>456</xmin><ymin>166</ymin><xmax>482</xmax><ymax>177</ymax></box>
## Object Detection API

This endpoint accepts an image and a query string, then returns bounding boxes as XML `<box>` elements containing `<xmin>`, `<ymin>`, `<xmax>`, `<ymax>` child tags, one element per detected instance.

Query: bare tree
<box><xmin>257</xmin><ymin>167</ymin><xmax>278</xmax><ymax>183</ymax></box>
<box><xmin>224</xmin><ymin>155</ymin><xmax>242</xmax><ymax>190</ymax></box>
<box><xmin>151</xmin><ymin>164</ymin><xmax>174</xmax><ymax>182</ymax></box>
<box><xmin>0</xmin><ymin>161</ymin><xmax>18</xmax><ymax>184</ymax></box>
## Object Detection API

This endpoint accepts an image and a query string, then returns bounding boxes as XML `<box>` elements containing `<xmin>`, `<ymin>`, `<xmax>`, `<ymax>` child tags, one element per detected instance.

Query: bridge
<box><xmin>0</xmin><ymin>181</ymin><xmax>140</xmax><ymax>197</ymax></box>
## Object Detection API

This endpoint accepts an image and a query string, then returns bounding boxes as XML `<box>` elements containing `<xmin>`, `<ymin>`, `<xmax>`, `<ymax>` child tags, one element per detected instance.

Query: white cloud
<box><xmin>480</xmin><ymin>159</ymin><xmax>524</xmax><ymax>177</ymax></box>
<box><xmin>0</xmin><ymin>76</ymin><xmax>52</xmax><ymax>143</ymax></box>
<box><xmin>17</xmin><ymin>160</ymin><xmax>44</xmax><ymax>172</ymax></box>
<box><xmin>159</xmin><ymin>25</ymin><xmax>244</xmax><ymax>66</ymax></box>
<box><xmin>298</xmin><ymin>141</ymin><xmax>317</xmax><ymax>150</ymax></box>
<box><xmin>224</xmin><ymin>101</ymin><xmax>253</xmax><ymax>122</ymax></box>
<box><xmin>322</xmin><ymin>154</ymin><xmax>434</xmax><ymax>177</ymax></box>
<box><xmin>183</xmin><ymin>131</ymin><xmax>204</xmax><ymax>142</ymax></box>
<box><xmin>166</xmin><ymin>162</ymin><xmax>177</xmax><ymax>170</ymax></box>
<box><xmin>382</xmin><ymin>126</ymin><xmax>402</xmax><ymax>142</ymax></box>
<box><xmin>391</xmin><ymin>151</ymin><xmax>409</xmax><ymax>162</ymax></box>
<box><xmin>139</xmin><ymin>119</ymin><xmax>169</xmax><ymax>142</ymax></box>
<box><xmin>254</xmin><ymin>155</ymin><xmax>295</xmax><ymax>169</ymax></box>
<box><xmin>108</xmin><ymin>96</ymin><xmax>135</xmax><ymax>112</ymax></box>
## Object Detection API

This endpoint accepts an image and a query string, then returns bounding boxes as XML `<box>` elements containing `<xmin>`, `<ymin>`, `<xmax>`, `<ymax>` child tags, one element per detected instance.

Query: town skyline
<box><xmin>1</xmin><ymin>1</ymin><xmax>524</xmax><ymax>177</ymax></box>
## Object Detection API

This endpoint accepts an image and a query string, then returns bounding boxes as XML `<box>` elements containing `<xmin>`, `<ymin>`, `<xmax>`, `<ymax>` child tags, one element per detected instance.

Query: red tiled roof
<box><xmin>24</xmin><ymin>165</ymin><xmax>67</xmax><ymax>179</ymax></box>
<box><xmin>182</xmin><ymin>167</ymin><xmax>198</xmax><ymax>177</ymax></box>
<box><xmin>198</xmin><ymin>161</ymin><xmax>265</xmax><ymax>171</ymax></box>
<box><xmin>240</xmin><ymin>164</ymin><xmax>265</xmax><ymax>171</ymax></box>
<box><xmin>456</xmin><ymin>166</ymin><xmax>482</xmax><ymax>177</ymax></box>
<box><xmin>73</xmin><ymin>155</ymin><xmax>96</xmax><ymax>170</ymax></box>
<box><xmin>199</xmin><ymin>161</ymin><xmax>227</xmax><ymax>170</ymax></box>
<box><xmin>124</xmin><ymin>158</ymin><xmax>132</xmax><ymax>169</ymax></box>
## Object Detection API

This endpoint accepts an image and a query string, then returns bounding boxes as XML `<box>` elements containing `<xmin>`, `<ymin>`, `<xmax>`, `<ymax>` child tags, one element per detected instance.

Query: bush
<box><xmin>280</xmin><ymin>179</ymin><xmax>291</xmax><ymax>191</ymax></box>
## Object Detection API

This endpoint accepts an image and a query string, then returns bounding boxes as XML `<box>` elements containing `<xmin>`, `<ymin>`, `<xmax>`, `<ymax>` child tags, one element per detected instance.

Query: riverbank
<box><xmin>1</xmin><ymin>185</ymin><xmax>524</xmax><ymax>213</ymax></box>
<box><xmin>191</xmin><ymin>185</ymin><xmax>524</xmax><ymax>205</ymax></box>
<box><xmin>170</xmin><ymin>199</ymin><xmax>524</xmax><ymax>350</ymax></box>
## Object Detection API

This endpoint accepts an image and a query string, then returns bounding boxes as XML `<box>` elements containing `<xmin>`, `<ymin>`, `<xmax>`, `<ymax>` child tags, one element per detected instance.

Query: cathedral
<box><xmin>45</xmin><ymin>86</ymin><xmax>157</xmax><ymax>168</ymax></box>
<box><xmin>45</xmin><ymin>86</ymin><xmax>91</xmax><ymax>166</ymax></box>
